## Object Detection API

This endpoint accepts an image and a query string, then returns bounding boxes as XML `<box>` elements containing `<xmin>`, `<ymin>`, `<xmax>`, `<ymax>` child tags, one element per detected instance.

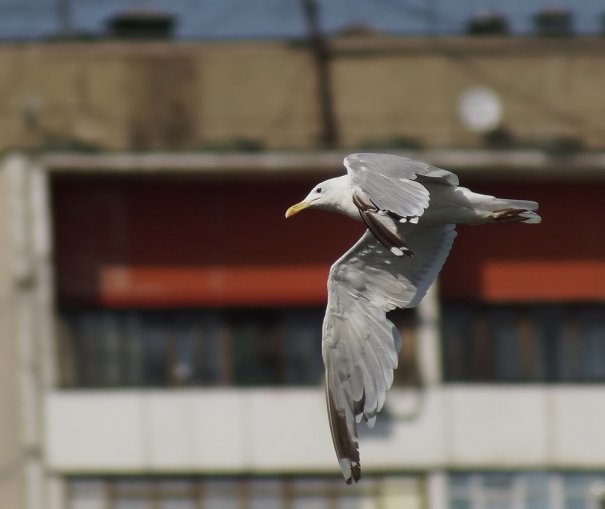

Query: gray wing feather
<box><xmin>344</xmin><ymin>153</ymin><xmax>459</xmax><ymax>219</ymax></box>
<box><xmin>322</xmin><ymin>223</ymin><xmax>457</xmax><ymax>484</ymax></box>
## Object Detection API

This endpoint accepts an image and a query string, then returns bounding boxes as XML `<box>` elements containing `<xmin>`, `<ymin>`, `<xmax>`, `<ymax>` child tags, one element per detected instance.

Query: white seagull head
<box><xmin>285</xmin><ymin>175</ymin><xmax>353</xmax><ymax>218</ymax></box>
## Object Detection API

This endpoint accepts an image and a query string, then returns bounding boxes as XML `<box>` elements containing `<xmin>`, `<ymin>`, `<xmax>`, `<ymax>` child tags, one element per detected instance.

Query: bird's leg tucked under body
<box><xmin>352</xmin><ymin>188</ymin><xmax>413</xmax><ymax>258</ymax></box>
<box><xmin>490</xmin><ymin>208</ymin><xmax>536</xmax><ymax>223</ymax></box>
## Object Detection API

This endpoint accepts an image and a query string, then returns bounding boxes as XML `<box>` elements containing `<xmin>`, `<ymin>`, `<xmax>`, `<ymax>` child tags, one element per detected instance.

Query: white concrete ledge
<box><xmin>45</xmin><ymin>386</ymin><xmax>605</xmax><ymax>474</ymax></box>
<box><xmin>34</xmin><ymin>150</ymin><xmax>605</xmax><ymax>180</ymax></box>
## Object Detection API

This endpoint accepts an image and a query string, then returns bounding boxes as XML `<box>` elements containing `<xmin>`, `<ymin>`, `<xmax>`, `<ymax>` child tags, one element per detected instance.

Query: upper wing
<box><xmin>322</xmin><ymin>223</ymin><xmax>457</xmax><ymax>484</ymax></box>
<box><xmin>344</xmin><ymin>153</ymin><xmax>459</xmax><ymax>220</ymax></box>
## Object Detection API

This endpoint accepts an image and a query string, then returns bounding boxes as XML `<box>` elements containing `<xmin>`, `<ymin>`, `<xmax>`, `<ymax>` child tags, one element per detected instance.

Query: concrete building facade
<box><xmin>1</xmin><ymin>149</ymin><xmax>605</xmax><ymax>508</ymax></box>
<box><xmin>0</xmin><ymin>38</ymin><xmax>604</xmax><ymax>152</ymax></box>
<box><xmin>1</xmin><ymin>35</ymin><xmax>605</xmax><ymax>509</ymax></box>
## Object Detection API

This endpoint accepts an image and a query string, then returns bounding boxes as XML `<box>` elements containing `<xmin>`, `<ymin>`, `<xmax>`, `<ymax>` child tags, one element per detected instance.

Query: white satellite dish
<box><xmin>458</xmin><ymin>86</ymin><xmax>502</xmax><ymax>133</ymax></box>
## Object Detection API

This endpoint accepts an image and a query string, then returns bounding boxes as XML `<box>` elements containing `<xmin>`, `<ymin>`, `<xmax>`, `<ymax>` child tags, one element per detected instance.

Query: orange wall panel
<box><xmin>481</xmin><ymin>261</ymin><xmax>605</xmax><ymax>301</ymax></box>
<box><xmin>100</xmin><ymin>265</ymin><xmax>330</xmax><ymax>307</ymax></box>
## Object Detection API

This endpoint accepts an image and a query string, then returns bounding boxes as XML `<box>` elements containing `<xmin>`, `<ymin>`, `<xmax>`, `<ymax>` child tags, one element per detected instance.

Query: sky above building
<box><xmin>0</xmin><ymin>0</ymin><xmax>603</xmax><ymax>40</ymax></box>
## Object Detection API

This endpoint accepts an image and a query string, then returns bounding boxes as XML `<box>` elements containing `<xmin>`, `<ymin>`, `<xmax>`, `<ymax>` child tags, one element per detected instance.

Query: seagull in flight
<box><xmin>285</xmin><ymin>153</ymin><xmax>540</xmax><ymax>484</ymax></box>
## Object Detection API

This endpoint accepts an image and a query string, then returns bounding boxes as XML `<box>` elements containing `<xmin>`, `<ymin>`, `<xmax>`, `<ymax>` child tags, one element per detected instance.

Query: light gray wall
<box><xmin>0</xmin><ymin>156</ymin><xmax>28</xmax><ymax>509</ymax></box>
<box><xmin>0</xmin><ymin>154</ymin><xmax>59</xmax><ymax>509</ymax></box>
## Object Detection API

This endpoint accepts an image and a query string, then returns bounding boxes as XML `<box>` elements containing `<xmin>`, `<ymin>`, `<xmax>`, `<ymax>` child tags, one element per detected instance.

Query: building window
<box><xmin>58</xmin><ymin>307</ymin><xmax>419</xmax><ymax>388</ymax></box>
<box><xmin>67</xmin><ymin>475</ymin><xmax>423</xmax><ymax>509</ymax></box>
<box><xmin>442</xmin><ymin>303</ymin><xmax>605</xmax><ymax>382</ymax></box>
<box><xmin>448</xmin><ymin>472</ymin><xmax>605</xmax><ymax>509</ymax></box>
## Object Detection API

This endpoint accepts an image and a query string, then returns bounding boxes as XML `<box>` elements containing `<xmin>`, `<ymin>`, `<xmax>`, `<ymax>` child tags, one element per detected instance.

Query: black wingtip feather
<box><xmin>326</xmin><ymin>382</ymin><xmax>362</xmax><ymax>484</ymax></box>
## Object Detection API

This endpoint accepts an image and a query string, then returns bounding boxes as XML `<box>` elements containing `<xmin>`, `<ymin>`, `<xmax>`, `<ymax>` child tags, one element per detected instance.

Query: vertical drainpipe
<box><xmin>416</xmin><ymin>283</ymin><xmax>448</xmax><ymax>509</ymax></box>
<box><xmin>417</xmin><ymin>283</ymin><xmax>442</xmax><ymax>387</ymax></box>
<box><xmin>300</xmin><ymin>0</ymin><xmax>339</xmax><ymax>149</ymax></box>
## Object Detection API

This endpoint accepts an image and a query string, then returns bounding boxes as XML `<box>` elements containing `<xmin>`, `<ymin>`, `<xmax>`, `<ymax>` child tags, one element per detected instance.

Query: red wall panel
<box><xmin>439</xmin><ymin>180</ymin><xmax>605</xmax><ymax>302</ymax></box>
<box><xmin>52</xmin><ymin>174</ymin><xmax>363</xmax><ymax>307</ymax></box>
<box><xmin>53</xmin><ymin>175</ymin><xmax>605</xmax><ymax>307</ymax></box>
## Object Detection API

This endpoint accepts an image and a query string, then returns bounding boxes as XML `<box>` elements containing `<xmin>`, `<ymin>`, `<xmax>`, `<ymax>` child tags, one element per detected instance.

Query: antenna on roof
<box><xmin>56</xmin><ymin>0</ymin><xmax>72</xmax><ymax>38</ymax></box>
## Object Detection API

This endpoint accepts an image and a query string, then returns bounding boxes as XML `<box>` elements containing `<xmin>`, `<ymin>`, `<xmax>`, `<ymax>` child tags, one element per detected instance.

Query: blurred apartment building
<box><xmin>1</xmin><ymin>29</ymin><xmax>605</xmax><ymax>509</ymax></box>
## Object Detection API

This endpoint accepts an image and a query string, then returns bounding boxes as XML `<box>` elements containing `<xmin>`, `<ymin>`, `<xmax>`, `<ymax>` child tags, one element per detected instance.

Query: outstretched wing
<box><xmin>344</xmin><ymin>153</ymin><xmax>459</xmax><ymax>221</ymax></box>
<box><xmin>344</xmin><ymin>153</ymin><xmax>459</xmax><ymax>256</ymax></box>
<box><xmin>322</xmin><ymin>223</ymin><xmax>457</xmax><ymax>484</ymax></box>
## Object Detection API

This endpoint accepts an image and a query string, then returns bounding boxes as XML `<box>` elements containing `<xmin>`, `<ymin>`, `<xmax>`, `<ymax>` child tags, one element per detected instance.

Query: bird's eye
<box><xmin>316</xmin><ymin>187</ymin><xmax>322</xmax><ymax>193</ymax></box>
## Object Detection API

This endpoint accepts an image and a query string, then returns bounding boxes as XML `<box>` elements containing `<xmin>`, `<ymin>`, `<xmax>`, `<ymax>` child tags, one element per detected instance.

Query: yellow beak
<box><xmin>285</xmin><ymin>201</ymin><xmax>310</xmax><ymax>218</ymax></box>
